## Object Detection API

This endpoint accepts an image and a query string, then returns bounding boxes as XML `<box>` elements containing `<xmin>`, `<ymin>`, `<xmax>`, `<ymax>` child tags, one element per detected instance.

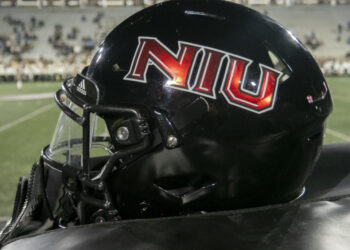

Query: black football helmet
<box><xmin>37</xmin><ymin>0</ymin><xmax>333</xmax><ymax>224</ymax></box>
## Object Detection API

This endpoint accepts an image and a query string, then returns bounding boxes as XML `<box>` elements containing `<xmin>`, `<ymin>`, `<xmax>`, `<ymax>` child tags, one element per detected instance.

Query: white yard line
<box><xmin>0</xmin><ymin>104</ymin><xmax>55</xmax><ymax>133</ymax></box>
<box><xmin>331</xmin><ymin>95</ymin><xmax>350</xmax><ymax>104</ymax></box>
<box><xmin>0</xmin><ymin>217</ymin><xmax>9</xmax><ymax>222</ymax></box>
<box><xmin>0</xmin><ymin>93</ymin><xmax>54</xmax><ymax>102</ymax></box>
<box><xmin>326</xmin><ymin>128</ymin><xmax>350</xmax><ymax>141</ymax></box>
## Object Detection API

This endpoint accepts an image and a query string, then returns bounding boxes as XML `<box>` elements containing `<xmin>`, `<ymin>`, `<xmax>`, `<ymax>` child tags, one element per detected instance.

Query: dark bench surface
<box><xmin>3</xmin><ymin>143</ymin><xmax>350</xmax><ymax>250</ymax></box>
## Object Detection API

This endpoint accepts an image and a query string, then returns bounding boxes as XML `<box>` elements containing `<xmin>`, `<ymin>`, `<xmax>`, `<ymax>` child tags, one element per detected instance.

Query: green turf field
<box><xmin>0</xmin><ymin>78</ymin><xmax>349</xmax><ymax>217</ymax></box>
<box><xmin>0</xmin><ymin>82</ymin><xmax>61</xmax><ymax>217</ymax></box>
<box><xmin>323</xmin><ymin>77</ymin><xmax>350</xmax><ymax>144</ymax></box>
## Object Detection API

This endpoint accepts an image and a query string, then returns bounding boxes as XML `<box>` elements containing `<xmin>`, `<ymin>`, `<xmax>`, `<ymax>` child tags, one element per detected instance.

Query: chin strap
<box><xmin>0</xmin><ymin>161</ymin><xmax>54</xmax><ymax>246</ymax></box>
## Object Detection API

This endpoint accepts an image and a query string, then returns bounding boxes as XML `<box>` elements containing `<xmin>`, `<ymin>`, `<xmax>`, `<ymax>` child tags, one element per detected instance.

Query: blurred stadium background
<box><xmin>0</xmin><ymin>0</ymin><xmax>349</xmax><ymax>219</ymax></box>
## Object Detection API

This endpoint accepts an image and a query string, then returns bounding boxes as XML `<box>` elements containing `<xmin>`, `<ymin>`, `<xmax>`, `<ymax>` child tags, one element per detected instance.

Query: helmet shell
<box><xmin>84</xmin><ymin>0</ymin><xmax>332</xmax><ymax>217</ymax></box>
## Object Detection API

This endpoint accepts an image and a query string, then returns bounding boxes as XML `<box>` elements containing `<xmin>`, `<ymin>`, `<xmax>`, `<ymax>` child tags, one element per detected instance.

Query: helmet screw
<box><xmin>95</xmin><ymin>216</ymin><xmax>105</xmax><ymax>224</ymax></box>
<box><xmin>66</xmin><ymin>80</ymin><xmax>72</xmax><ymax>88</ymax></box>
<box><xmin>116</xmin><ymin>126</ymin><xmax>129</xmax><ymax>141</ymax></box>
<box><xmin>104</xmin><ymin>201</ymin><xmax>111</xmax><ymax>209</ymax></box>
<box><xmin>59</xmin><ymin>93</ymin><xmax>67</xmax><ymax>102</ymax></box>
<box><xmin>139</xmin><ymin>201</ymin><xmax>150</xmax><ymax>214</ymax></box>
<box><xmin>166</xmin><ymin>135</ymin><xmax>178</xmax><ymax>148</ymax></box>
<box><xmin>113</xmin><ymin>64</ymin><xmax>120</xmax><ymax>72</ymax></box>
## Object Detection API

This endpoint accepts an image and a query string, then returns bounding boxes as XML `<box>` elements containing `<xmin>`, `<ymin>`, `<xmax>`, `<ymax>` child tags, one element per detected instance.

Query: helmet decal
<box><xmin>76</xmin><ymin>79</ymin><xmax>87</xmax><ymax>96</ymax></box>
<box><xmin>124</xmin><ymin>36</ymin><xmax>283</xmax><ymax>113</ymax></box>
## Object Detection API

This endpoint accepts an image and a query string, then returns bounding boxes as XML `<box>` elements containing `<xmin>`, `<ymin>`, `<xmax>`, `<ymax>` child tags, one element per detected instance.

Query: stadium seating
<box><xmin>0</xmin><ymin>4</ymin><xmax>349</xmax><ymax>79</ymax></box>
<box><xmin>257</xmin><ymin>5</ymin><xmax>350</xmax><ymax>58</ymax></box>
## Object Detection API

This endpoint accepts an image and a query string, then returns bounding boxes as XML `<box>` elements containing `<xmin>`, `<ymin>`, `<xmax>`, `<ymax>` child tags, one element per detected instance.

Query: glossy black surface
<box><xmin>73</xmin><ymin>0</ymin><xmax>332</xmax><ymax>216</ymax></box>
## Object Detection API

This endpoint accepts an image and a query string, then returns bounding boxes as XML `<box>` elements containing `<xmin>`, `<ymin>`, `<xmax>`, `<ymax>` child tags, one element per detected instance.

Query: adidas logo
<box><xmin>77</xmin><ymin>80</ymin><xmax>87</xmax><ymax>96</ymax></box>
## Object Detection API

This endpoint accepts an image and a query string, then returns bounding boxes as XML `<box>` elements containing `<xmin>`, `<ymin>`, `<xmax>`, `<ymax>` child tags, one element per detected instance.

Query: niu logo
<box><xmin>124</xmin><ymin>37</ymin><xmax>283</xmax><ymax>113</ymax></box>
